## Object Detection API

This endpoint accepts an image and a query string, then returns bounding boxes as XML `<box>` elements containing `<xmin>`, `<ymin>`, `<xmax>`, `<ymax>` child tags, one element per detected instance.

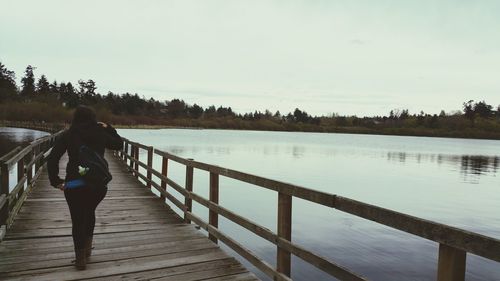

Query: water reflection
<box><xmin>0</xmin><ymin>127</ymin><xmax>49</xmax><ymax>157</ymax></box>
<box><xmin>387</xmin><ymin>152</ymin><xmax>499</xmax><ymax>183</ymax></box>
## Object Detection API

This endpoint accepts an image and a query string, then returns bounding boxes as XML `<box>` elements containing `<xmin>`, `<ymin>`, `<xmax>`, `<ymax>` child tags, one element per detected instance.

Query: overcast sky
<box><xmin>1</xmin><ymin>0</ymin><xmax>499</xmax><ymax>116</ymax></box>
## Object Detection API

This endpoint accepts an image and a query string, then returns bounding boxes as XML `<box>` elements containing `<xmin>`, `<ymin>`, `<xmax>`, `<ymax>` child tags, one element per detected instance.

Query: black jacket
<box><xmin>47</xmin><ymin>122</ymin><xmax>123</xmax><ymax>188</ymax></box>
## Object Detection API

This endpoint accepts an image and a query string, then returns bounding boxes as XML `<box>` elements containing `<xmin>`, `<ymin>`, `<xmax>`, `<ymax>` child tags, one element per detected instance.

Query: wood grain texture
<box><xmin>0</xmin><ymin>152</ymin><xmax>259</xmax><ymax>281</ymax></box>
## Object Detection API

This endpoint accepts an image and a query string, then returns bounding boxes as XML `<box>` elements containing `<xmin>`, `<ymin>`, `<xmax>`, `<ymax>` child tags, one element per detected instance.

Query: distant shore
<box><xmin>2</xmin><ymin>120</ymin><xmax>500</xmax><ymax>141</ymax></box>
<box><xmin>114</xmin><ymin>123</ymin><xmax>500</xmax><ymax>140</ymax></box>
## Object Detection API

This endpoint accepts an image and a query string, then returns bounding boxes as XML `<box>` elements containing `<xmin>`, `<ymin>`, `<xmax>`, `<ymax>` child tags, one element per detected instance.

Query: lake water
<box><xmin>0</xmin><ymin>127</ymin><xmax>49</xmax><ymax>157</ymax></box>
<box><xmin>117</xmin><ymin>129</ymin><xmax>500</xmax><ymax>281</ymax></box>
<box><xmin>0</xmin><ymin>127</ymin><xmax>50</xmax><ymax>193</ymax></box>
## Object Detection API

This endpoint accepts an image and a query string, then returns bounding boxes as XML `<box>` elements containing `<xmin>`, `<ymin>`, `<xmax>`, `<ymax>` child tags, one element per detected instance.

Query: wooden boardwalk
<box><xmin>0</xmin><ymin>152</ymin><xmax>259</xmax><ymax>281</ymax></box>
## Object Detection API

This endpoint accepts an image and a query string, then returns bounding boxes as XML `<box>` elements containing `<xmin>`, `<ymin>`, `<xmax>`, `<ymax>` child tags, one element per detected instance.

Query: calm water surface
<box><xmin>0</xmin><ymin>127</ymin><xmax>49</xmax><ymax>157</ymax></box>
<box><xmin>0</xmin><ymin>128</ymin><xmax>50</xmax><ymax>192</ymax></box>
<box><xmin>117</xmin><ymin>129</ymin><xmax>500</xmax><ymax>281</ymax></box>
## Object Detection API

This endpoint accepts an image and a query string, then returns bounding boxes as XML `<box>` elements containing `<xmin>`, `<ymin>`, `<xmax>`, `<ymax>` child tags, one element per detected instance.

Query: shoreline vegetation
<box><xmin>1</xmin><ymin>62</ymin><xmax>500</xmax><ymax>140</ymax></box>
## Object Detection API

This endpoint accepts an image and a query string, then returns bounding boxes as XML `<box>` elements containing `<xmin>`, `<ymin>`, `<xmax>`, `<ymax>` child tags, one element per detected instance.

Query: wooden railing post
<box><xmin>129</xmin><ymin>144</ymin><xmax>134</xmax><ymax>169</ymax></box>
<box><xmin>146</xmin><ymin>147</ymin><xmax>153</xmax><ymax>189</ymax></box>
<box><xmin>33</xmin><ymin>144</ymin><xmax>40</xmax><ymax>172</ymax></box>
<box><xmin>123</xmin><ymin>141</ymin><xmax>128</xmax><ymax>161</ymax></box>
<box><xmin>134</xmin><ymin>146</ymin><xmax>139</xmax><ymax>178</ymax></box>
<box><xmin>277</xmin><ymin>192</ymin><xmax>292</xmax><ymax>277</ymax></box>
<box><xmin>0</xmin><ymin>162</ymin><xmax>9</xmax><ymax>226</ymax></box>
<box><xmin>209</xmin><ymin>172</ymin><xmax>219</xmax><ymax>244</ymax></box>
<box><xmin>26</xmin><ymin>150</ymin><xmax>33</xmax><ymax>187</ymax></box>
<box><xmin>17</xmin><ymin>158</ymin><xmax>24</xmax><ymax>198</ymax></box>
<box><xmin>160</xmin><ymin>156</ymin><xmax>168</xmax><ymax>202</ymax></box>
<box><xmin>437</xmin><ymin>244</ymin><xmax>466</xmax><ymax>281</ymax></box>
<box><xmin>184</xmin><ymin>159</ymin><xmax>194</xmax><ymax>223</ymax></box>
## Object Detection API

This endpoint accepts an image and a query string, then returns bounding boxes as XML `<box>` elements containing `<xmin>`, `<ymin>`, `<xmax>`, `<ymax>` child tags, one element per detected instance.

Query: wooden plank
<box><xmin>0</xmin><ymin>195</ymin><xmax>6</xmax><ymax>214</ymax></box>
<box><xmin>276</xmin><ymin>193</ymin><xmax>292</xmax><ymax>277</ymax></box>
<box><xmin>334</xmin><ymin>196</ymin><xmax>500</xmax><ymax>262</ymax></box>
<box><xmin>184</xmin><ymin>163</ymin><xmax>193</xmax><ymax>223</ymax></box>
<box><xmin>437</xmin><ymin>244</ymin><xmax>466</xmax><ymax>281</ymax></box>
<box><xmin>1</xmin><ymin>239</ymin><xmax>216</xmax><ymax>273</ymax></box>
<box><xmin>146</xmin><ymin>146</ymin><xmax>153</xmax><ymax>190</ymax></box>
<box><xmin>85</xmin><ymin>258</ymin><xmax>245</xmax><ymax>281</ymax></box>
<box><xmin>0</xmin><ymin>225</ymin><xmax>195</xmax><ymax>248</ymax></box>
<box><xmin>0</xmin><ymin>225</ymin><xmax>5</xmax><ymax>242</ymax></box>
<box><xmin>186</xmin><ymin>212</ymin><xmax>290</xmax><ymax>281</ymax></box>
<box><xmin>0</xmin><ymin>147</ymin><xmax>22</xmax><ymax>162</ymax></box>
<box><xmin>0</xmin><ymin>234</ymin><xmax>204</xmax><ymax>260</ymax></box>
<box><xmin>203</xmin><ymin>272</ymin><xmax>259</xmax><ymax>281</ymax></box>
<box><xmin>2</xmin><ymin>145</ymin><xmax>32</xmax><ymax>167</ymax></box>
<box><xmin>160</xmin><ymin>156</ymin><xmax>168</xmax><ymax>201</ymax></box>
<box><xmin>0</xmin><ymin>163</ymin><xmax>9</xmax><ymax>226</ymax></box>
<box><xmin>2</xmin><ymin>248</ymin><xmax>231</xmax><ymax>281</ymax></box>
<box><xmin>209</xmin><ymin>172</ymin><xmax>219</xmax><ymax>244</ymax></box>
<box><xmin>0</xmin><ymin>147</ymin><xmax>258</xmax><ymax>280</ymax></box>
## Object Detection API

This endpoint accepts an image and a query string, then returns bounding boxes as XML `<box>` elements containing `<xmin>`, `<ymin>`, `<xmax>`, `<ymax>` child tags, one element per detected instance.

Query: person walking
<box><xmin>47</xmin><ymin>105</ymin><xmax>123</xmax><ymax>270</ymax></box>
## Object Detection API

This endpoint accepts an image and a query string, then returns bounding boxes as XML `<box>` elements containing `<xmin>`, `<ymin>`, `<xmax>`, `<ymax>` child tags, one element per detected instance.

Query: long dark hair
<box><xmin>72</xmin><ymin>105</ymin><xmax>97</xmax><ymax>126</ymax></box>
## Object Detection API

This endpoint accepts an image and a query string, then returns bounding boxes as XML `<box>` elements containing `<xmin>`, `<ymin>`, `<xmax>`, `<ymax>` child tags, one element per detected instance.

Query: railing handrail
<box><xmin>0</xmin><ymin>129</ymin><xmax>65</xmax><ymax>236</ymax></box>
<box><xmin>120</xmin><ymin>137</ymin><xmax>500</xmax><ymax>281</ymax></box>
<box><xmin>151</xmin><ymin>145</ymin><xmax>500</xmax><ymax>260</ymax></box>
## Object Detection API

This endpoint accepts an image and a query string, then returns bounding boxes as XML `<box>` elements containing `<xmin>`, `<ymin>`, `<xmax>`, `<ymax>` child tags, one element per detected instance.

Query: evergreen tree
<box><xmin>473</xmin><ymin>101</ymin><xmax>493</xmax><ymax>118</ymax></box>
<box><xmin>36</xmin><ymin>75</ymin><xmax>50</xmax><ymax>95</ymax></box>
<box><xmin>49</xmin><ymin>80</ymin><xmax>59</xmax><ymax>94</ymax></box>
<box><xmin>20</xmin><ymin>65</ymin><xmax>36</xmax><ymax>98</ymax></box>
<box><xmin>0</xmin><ymin>61</ymin><xmax>18</xmax><ymax>101</ymax></box>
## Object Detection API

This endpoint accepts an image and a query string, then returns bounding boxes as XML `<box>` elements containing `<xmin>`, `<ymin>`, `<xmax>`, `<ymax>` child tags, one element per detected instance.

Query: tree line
<box><xmin>1</xmin><ymin>61</ymin><xmax>500</xmax><ymax>139</ymax></box>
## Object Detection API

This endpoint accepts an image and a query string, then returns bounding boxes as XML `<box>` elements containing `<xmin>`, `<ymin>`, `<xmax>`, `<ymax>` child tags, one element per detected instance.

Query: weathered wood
<box><xmin>33</xmin><ymin>144</ymin><xmax>41</xmax><ymax>172</ymax></box>
<box><xmin>146</xmin><ymin>146</ymin><xmax>153</xmax><ymax>189</ymax></box>
<box><xmin>209</xmin><ymin>172</ymin><xmax>219</xmax><ymax>244</ymax></box>
<box><xmin>0</xmin><ymin>225</ymin><xmax>5</xmax><ymax>242</ymax></box>
<box><xmin>129</xmin><ymin>144</ymin><xmax>135</xmax><ymax>169</ymax></box>
<box><xmin>277</xmin><ymin>192</ymin><xmax>292</xmax><ymax>277</ymax></box>
<box><xmin>0</xmin><ymin>163</ymin><xmax>8</xmax><ymax>196</ymax></box>
<box><xmin>84</xmin><ymin>258</ymin><xmax>245</xmax><ymax>281</ymax></box>
<box><xmin>185</xmin><ymin>188</ymin><xmax>367</xmax><ymax>280</ymax></box>
<box><xmin>184</xmin><ymin>161</ymin><xmax>194</xmax><ymax>223</ymax></box>
<box><xmin>26</xmin><ymin>149</ymin><xmax>34</xmax><ymax>187</ymax></box>
<box><xmin>334</xmin><ymin>196</ymin><xmax>500</xmax><ymax>262</ymax></box>
<box><xmin>186</xmin><ymin>212</ymin><xmax>291</xmax><ymax>281</ymax></box>
<box><xmin>0</xmin><ymin>194</ymin><xmax>6</xmax><ymax>213</ymax></box>
<box><xmin>160</xmin><ymin>156</ymin><xmax>168</xmax><ymax>201</ymax></box>
<box><xmin>8</xmin><ymin>176</ymin><xmax>27</xmax><ymax>206</ymax></box>
<box><xmin>6</xmin><ymin>189</ymin><xmax>29</xmax><ymax>227</ymax></box>
<box><xmin>0</xmin><ymin>147</ymin><xmax>21</xmax><ymax>162</ymax></box>
<box><xmin>437</xmin><ymin>244</ymin><xmax>466</xmax><ymax>281</ymax></box>
<box><xmin>133</xmin><ymin>146</ymin><xmax>139</xmax><ymax>178</ymax></box>
<box><xmin>0</xmin><ymin>163</ymin><xmax>9</xmax><ymax>226</ymax></box>
<box><xmin>0</xmin><ymin>150</ymin><xmax>258</xmax><ymax>281</ymax></box>
<box><xmin>2</xmin><ymin>145</ymin><xmax>31</xmax><ymax>167</ymax></box>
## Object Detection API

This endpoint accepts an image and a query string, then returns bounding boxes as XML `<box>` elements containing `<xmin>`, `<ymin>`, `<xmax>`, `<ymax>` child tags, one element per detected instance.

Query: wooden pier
<box><xmin>1</xmin><ymin>127</ymin><xmax>499</xmax><ymax>281</ymax></box>
<box><xmin>0</xmin><ymin>151</ymin><xmax>258</xmax><ymax>281</ymax></box>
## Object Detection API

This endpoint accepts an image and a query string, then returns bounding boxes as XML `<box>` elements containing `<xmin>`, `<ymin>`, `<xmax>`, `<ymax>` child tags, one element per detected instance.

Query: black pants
<box><xmin>64</xmin><ymin>186</ymin><xmax>107</xmax><ymax>250</ymax></box>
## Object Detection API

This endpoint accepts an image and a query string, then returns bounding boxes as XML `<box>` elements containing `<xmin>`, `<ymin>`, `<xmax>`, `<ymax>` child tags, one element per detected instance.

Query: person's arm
<box><xmin>47</xmin><ymin>131</ymin><xmax>68</xmax><ymax>188</ymax></box>
<box><xmin>99</xmin><ymin>123</ymin><xmax>123</xmax><ymax>150</ymax></box>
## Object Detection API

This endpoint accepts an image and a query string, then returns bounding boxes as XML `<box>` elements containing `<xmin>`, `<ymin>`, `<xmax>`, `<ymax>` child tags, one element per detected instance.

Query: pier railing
<box><xmin>120</xmin><ymin>138</ymin><xmax>500</xmax><ymax>281</ymax></box>
<box><xmin>0</xmin><ymin>130</ymin><xmax>64</xmax><ymax>240</ymax></box>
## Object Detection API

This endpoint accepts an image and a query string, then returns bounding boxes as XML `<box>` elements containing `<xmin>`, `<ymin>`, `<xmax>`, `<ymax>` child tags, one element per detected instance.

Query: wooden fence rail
<box><xmin>119</xmin><ymin>138</ymin><xmax>500</xmax><ymax>281</ymax></box>
<box><xmin>0</xmin><ymin>130</ymin><xmax>64</xmax><ymax>239</ymax></box>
